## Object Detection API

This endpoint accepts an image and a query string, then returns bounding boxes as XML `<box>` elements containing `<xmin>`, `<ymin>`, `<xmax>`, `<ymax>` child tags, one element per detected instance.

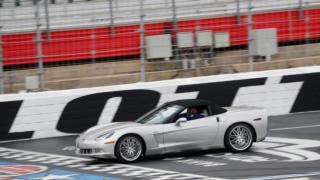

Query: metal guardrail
<box><xmin>0</xmin><ymin>0</ymin><xmax>319</xmax><ymax>33</ymax></box>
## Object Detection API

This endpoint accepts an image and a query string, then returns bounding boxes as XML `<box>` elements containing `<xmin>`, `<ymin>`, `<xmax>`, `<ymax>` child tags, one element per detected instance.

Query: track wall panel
<box><xmin>0</xmin><ymin>66</ymin><xmax>320</xmax><ymax>141</ymax></box>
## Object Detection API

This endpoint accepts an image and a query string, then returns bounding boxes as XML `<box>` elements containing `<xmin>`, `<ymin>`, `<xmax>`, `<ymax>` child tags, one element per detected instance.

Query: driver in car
<box><xmin>186</xmin><ymin>107</ymin><xmax>204</xmax><ymax>120</ymax></box>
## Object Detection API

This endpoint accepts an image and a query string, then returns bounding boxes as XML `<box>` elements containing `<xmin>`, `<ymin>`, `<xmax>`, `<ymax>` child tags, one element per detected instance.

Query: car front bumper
<box><xmin>75</xmin><ymin>138</ymin><xmax>116</xmax><ymax>159</ymax></box>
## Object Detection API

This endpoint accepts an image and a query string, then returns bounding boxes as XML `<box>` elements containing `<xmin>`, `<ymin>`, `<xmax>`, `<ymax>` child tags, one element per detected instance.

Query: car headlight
<box><xmin>95</xmin><ymin>132</ymin><xmax>114</xmax><ymax>140</ymax></box>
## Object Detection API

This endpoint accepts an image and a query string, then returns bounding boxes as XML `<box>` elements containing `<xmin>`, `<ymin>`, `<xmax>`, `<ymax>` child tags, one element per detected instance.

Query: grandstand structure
<box><xmin>0</xmin><ymin>0</ymin><xmax>320</xmax><ymax>93</ymax></box>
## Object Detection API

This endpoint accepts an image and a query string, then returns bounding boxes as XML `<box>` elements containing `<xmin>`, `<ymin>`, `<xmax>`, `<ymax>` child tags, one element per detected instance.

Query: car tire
<box><xmin>115</xmin><ymin>135</ymin><xmax>144</xmax><ymax>163</ymax></box>
<box><xmin>224</xmin><ymin>123</ymin><xmax>254</xmax><ymax>152</ymax></box>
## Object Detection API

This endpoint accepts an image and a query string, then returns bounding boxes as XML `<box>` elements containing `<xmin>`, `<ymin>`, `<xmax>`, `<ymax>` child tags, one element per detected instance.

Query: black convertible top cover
<box><xmin>168</xmin><ymin>99</ymin><xmax>227</xmax><ymax>115</ymax></box>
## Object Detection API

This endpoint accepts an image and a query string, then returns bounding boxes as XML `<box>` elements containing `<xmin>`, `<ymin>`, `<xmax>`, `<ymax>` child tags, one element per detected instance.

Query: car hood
<box><xmin>79</xmin><ymin>121</ymin><xmax>141</xmax><ymax>140</ymax></box>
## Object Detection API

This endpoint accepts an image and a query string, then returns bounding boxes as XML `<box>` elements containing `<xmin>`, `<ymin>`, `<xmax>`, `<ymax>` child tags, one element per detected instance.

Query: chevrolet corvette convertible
<box><xmin>76</xmin><ymin>99</ymin><xmax>268</xmax><ymax>162</ymax></box>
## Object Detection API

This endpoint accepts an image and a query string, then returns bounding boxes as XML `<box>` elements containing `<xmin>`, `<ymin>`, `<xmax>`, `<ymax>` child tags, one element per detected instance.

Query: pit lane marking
<box><xmin>163</xmin><ymin>157</ymin><xmax>227</xmax><ymax>167</ymax></box>
<box><xmin>253</xmin><ymin>137</ymin><xmax>320</xmax><ymax>161</ymax></box>
<box><xmin>270</xmin><ymin>124</ymin><xmax>320</xmax><ymax>131</ymax></box>
<box><xmin>241</xmin><ymin>171</ymin><xmax>320</xmax><ymax>180</ymax></box>
<box><xmin>205</xmin><ymin>153</ymin><xmax>277</xmax><ymax>163</ymax></box>
<box><xmin>0</xmin><ymin>147</ymin><xmax>227</xmax><ymax>180</ymax></box>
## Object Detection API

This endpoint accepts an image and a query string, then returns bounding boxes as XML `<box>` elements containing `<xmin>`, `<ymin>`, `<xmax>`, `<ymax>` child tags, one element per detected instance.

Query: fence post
<box><xmin>171</xmin><ymin>0</ymin><xmax>178</xmax><ymax>59</ymax></box>
<box><xmin>247</xmin><ymin>0</ymin><xmax>254</xmax><ymax>72</ymax></box>
<box><xmin>139</xmin><ymin>0</ymin><xmax>146</xmax><ymax>82</ymax></box>
<box><xmin>90</xmin><ymin>30</ymin><xmax>96</xmax><ymax>63</ymax></box>
<box><xmin>36</xmin><ymin>1</ymin><xmax>44</xmax><ymax>90</ymax></box>
<box><xmin>109</xmin><ymin>0</ymin><xmax>115</xmax><ymax>36</ymax></box>
<box><xmin>236</xmin><ymin>0</ymin><xmax>241</xmax><ymax>25</ymax></box>
<box><xmin>305</xmin><ymin>16</ymin><xmax>310</xmax><ymax>57</ymax></box>
<box><xmin>299</xmin><ymin>0</ymin><xmax>304</xmax><ymax>19</ymax></box>
<box><xmin>171</xmin><ymin>0</ymin><xmax>177</xmax><ymax>33</ymax></box>
<box><xmin>44</xmin><ymin>0</ymin><xmax>51</xmax><ymax>40</ymax></box>
<box><xmin>0</xmin><ymin>26</ymin><xmax>4</xmax><ymax>94</ymax></box>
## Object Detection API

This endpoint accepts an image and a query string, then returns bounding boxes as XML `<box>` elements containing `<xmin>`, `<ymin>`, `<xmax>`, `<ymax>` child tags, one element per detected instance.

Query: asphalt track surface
<box><xmin>1</xmin><ymin>111</ymin><xmax>320</xmax><ymax>180</ymax></box>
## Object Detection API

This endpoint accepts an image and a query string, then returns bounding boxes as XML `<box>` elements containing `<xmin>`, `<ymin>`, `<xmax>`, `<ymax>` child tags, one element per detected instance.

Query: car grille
<box><xmin>79</xmin><ymin>149</ymin><xmax>93</xmax><ymax>154</ymax></box>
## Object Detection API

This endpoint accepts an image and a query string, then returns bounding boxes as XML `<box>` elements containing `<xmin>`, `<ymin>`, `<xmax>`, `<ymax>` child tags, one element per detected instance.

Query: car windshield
<box><xmin>136</xmin><ymin>104</ymin><xmax>184</xmax><ymax>124</ymax></box>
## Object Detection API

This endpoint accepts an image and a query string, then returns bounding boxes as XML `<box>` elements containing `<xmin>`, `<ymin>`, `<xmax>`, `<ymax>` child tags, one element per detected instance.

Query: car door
<box><xmin>162</xmin><ymin>108</ymin><xmax>219</xmax><ymax>153</ymax></box>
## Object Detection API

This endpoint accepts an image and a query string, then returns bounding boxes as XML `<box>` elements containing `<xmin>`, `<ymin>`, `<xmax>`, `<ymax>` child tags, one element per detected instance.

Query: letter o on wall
<box><xmin>57</xmin><ymin>90</ymin><xmax>161</xmax><ymax>133</ymax></box>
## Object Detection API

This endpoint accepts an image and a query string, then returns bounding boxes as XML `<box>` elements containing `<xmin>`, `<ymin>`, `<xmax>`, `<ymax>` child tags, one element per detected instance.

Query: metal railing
<box><xmin>0</xmin><ymin>0</ymin><xmax>320</xmax><ymax>94</ymax></box>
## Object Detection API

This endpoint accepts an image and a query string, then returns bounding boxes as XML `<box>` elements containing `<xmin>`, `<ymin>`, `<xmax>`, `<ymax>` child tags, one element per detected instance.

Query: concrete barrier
<box><xmin>1</xmin><ymin>66</ymin><xmax>320</xmax><ymax>142</ymax></box>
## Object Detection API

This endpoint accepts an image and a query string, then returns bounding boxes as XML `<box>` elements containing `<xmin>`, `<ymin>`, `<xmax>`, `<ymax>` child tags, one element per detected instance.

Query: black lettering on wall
<box><xmin>0</xmin><ymin>101</ymin><xmax>34</xmax><ymax>141</ymax></box>
<box><xmin>176</xmin><ymin>78</ymin><xmax>267</xmax><ymax>107</ymax></box>
<box><xmin>57</xmin><ymin>90</ymin><xmax>160</xmax><ymax>133</ymax></box>
<box><xmin>281</xmin><ymin>72</ymin><xmax>320</xmax><ymax>113</ymax></box>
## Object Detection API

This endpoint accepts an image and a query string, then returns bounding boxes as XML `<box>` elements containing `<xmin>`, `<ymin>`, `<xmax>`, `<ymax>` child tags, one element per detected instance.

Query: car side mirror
<box><xmin>175</xmin><ymin>117</ymin><xmax>187</xmax><ymax>126</ymax></box>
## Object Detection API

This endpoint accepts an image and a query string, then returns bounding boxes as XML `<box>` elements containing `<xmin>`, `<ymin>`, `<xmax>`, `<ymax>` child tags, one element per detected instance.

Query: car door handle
<box><xmin>217</xmin><ymin>117</ymin><xmax>220</xmax><ymax>122</ymax></box>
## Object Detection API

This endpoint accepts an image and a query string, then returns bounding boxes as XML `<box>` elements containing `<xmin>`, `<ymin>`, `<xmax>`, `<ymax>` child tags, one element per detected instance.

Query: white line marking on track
<box><xmin>0</xmin><ymin>147</ymin><xmax>227</xmax><ymax>180</ymax></box>
<box><xmin>270</xmin><ymin>124</ymin><xmax>320</xmax><ymax>131</ymax></box>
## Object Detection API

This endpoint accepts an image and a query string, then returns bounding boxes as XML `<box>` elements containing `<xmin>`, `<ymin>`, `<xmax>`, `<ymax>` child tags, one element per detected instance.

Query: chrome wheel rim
<box><xmin>229</xmin><ymin>125</ymin><xmax>252</xmax><ymax>151</ymax></box>
<box><xmin>119</xmin><ymin>136</ymin><xmax>142</xmax><ymax>162</ymax></box>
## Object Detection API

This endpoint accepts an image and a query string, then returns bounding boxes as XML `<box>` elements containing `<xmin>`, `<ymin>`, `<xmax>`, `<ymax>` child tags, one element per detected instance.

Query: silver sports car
<box><xmin>76</xmin><ymin>99</ymin><xmax>268</xmax><ymax>162</ymax></box>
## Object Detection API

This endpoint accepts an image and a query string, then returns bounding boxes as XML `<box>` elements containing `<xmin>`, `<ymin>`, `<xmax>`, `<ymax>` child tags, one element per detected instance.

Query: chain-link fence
<box><xmin>1</xmin><ymin>0</ymin><xmax>320</xmax><ymax>94</ymax></box>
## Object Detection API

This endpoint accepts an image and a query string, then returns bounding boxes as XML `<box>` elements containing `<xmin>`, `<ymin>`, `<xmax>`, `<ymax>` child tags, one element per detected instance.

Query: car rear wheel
<box><xmin>225</xmin><ymin>123</ymin><xmax>253</xmax><ymax>152</ymax></box>
<box><xmin>115</xmin><ymin>135</ymin><xmax>143</xmax><ymax>163</ymax></box>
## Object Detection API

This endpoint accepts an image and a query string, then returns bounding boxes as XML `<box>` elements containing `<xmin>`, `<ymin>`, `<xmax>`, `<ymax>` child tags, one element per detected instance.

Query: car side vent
<box><xmin>254</xmin><ymin>118</ymin><xmax>262</xmax><ymax>121</ymax></box>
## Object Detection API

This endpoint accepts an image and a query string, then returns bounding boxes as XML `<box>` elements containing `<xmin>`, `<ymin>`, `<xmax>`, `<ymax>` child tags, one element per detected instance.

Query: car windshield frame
<box><xmin>136</xmin><ymin>104</ymin><xmax>184</xmax><ymax>124</ymax></box>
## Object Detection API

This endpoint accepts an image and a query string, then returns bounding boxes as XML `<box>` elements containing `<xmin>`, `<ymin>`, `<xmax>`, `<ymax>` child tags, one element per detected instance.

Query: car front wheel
<box><xmin>225</xmin><ymin>123</ymin><xmax>254</xmax><ymax>152</ymax></box>
<box><xmin>115</xmin><ymin>135</ymin><xmax>143</xmax><ymax>163</ymax></box>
